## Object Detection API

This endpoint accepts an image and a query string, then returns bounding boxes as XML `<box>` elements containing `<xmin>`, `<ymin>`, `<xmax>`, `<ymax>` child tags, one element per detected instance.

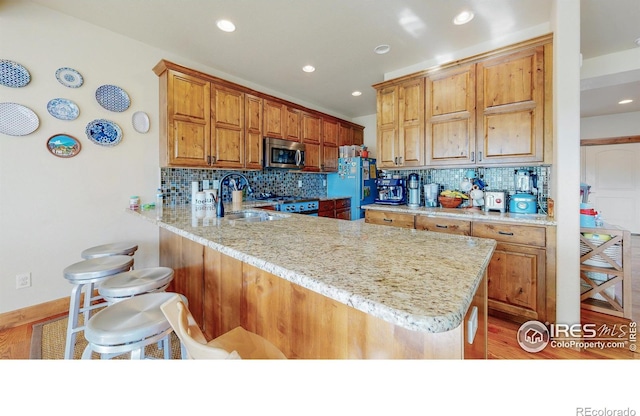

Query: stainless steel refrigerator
<box><xmin>327</xmin><ymin>157</ymin><xmax>377</xmax><ymax>220</ymax></box>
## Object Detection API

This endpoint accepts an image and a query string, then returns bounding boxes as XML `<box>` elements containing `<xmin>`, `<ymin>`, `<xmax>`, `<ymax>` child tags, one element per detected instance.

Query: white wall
<box><xmin>551</xmin><ymin>0</ymin><xmax>581</xmax><ymax>325</ymax></box>
<box><xmin>581</xmin><ymin>111</ymin><xmax>640</xmax><ymax>139</ymax></box>
<box><xmin>0</xmin><ymin>2</ymin><xmax>359</xmax><ymax>314</ymax></box>
<box><xmin>352</xmin><ymin>114</ymin><xmax>377</xmax><ymax>156</ymax></box>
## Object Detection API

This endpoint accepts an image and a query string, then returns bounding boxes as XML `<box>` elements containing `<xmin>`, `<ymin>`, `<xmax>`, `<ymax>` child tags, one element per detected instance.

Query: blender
<box><xmin>509</xmin><ymin>169</ymin><xmax>538</xmax><ymax>213</ymax></box>
<box><xmin>407</xmin><ymin>173</ymin><xmax>420</xmax><ymax>208</ymax></box>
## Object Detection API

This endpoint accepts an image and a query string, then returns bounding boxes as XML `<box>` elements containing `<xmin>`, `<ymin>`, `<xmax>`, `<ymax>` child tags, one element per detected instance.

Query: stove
<box><xmin>255</xmin><ymin>193</ymin><xmax>319</xmax><ymax>215</ymax></box>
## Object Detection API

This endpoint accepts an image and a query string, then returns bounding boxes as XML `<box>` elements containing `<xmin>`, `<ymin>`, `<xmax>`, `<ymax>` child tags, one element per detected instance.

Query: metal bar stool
<box><xmin>98</xmin><ymin>267</ymin><xmax>175</xmax><ymax>359</ymax></box>
<box><xmin>81</xmin><ymin>241</ymin><xmax>139</xmax><ymax>259</ymax></box>
<box><xmin>81</xmin><ymin>292</ymin><xmax>178</xmax><ymax>360</ymax></box>
<box><xmin>63</xmin><ymin>255</ymin><xmax>134</xmax><ymax>360</ymax></box>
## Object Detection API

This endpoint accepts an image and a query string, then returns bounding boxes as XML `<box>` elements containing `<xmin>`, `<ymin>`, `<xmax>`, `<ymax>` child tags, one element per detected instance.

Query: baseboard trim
<box><xmin>0</xmin><ymin>297</ymin><xmax>70</xmax><ymax>331</ymax></box>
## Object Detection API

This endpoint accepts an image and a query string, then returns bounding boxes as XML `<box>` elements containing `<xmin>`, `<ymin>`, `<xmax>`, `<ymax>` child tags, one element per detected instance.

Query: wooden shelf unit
<box><xmin>579</xmin><ymin>225</ymin><xmax>632</xmax><ymax>319</ymax></box>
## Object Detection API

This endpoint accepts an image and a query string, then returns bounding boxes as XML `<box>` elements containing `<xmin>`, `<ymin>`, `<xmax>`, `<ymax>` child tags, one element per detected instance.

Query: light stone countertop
<box><xmin>128</xmin><ymin>204</ymin><xmax>496</xmax><ymax>333</ymax></box>
<box><xmin>363</xmin><ymin>203</ymin><xmax>557</xmax><ymax>226</ymax></box>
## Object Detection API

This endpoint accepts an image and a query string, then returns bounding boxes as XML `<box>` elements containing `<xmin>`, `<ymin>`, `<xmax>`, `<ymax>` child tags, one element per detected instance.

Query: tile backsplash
<box><xmin>161</xmin><ymin>164</ymin><xmax>551</xmax><ymax>214</ymax></box>
<box><xmin>160</xmin><ymin>168</ymin><xmax>326</xmax><ymax>206</ymax></box>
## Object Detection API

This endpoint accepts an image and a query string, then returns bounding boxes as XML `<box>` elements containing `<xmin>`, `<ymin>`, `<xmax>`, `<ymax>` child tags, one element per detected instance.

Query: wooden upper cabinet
<box><xmin>245</xmin><ymin>94</ymin><xmax>263</xmax><ymax>170</ymax></box>
<box><xmin>352</xmin><ymin>126</ymin><xmax>364</xmax><ymax>146</ymax></box>
<box><xmin>338</xmin><ymin>122</ymin><xmax>353</xmax><ymax>147</ymax></box>
<box><xmin>426</xmin><ymin>64</ymin><xmax>476</xmax><ymax>166</ymax></box>
<box><xmin>286</xmin><ymin>106</ymin><xmax>301</xmax><ymax>141</ymax></box>
<box><xmin>263</xmin><ymin>99</ymin><xmax>285</xmax><ymax>139</ymax></box>
<box><xmin>376</xmin><ymin>79</ymin><xmax>424</xmax><ymax>168</ymax></box>
<box><xmin>398</xmin><ymin>77</ymin><xmax>425</xmax><ymax>167</ymax></box>
<box><xmin>211</xmin><ymin>84</ymin><xmax>245</xmax><ymax>168</ymax></box>
<box><xmin>163</xmin><ymin>70</ymin><xmax>211</xmax><ymax>167</ymax></box>
<box><xmin>322</xmin><ymin>118</ymin><xmax>339</xmax><ymax>147</ymax></box>
<box><xmin>476</xmin><ymin>45</ymin><xmax>545</xmax><ymax>165</ymax></box>
<box><xmin>301</xmin><ymin>112</ymin><xmax>321</xmax><ymax>171</ymax></box>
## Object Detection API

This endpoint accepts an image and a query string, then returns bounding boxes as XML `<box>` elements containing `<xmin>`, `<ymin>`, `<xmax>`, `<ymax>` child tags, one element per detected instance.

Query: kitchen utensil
<box><xmin>407</xmin><ymin>173</ymin><xmax>420</xmax><ymax>208</ymax></box>
<box><xmin>483</xmin><ymin>191</ymin><xmax>507</xmax><ymax>213</ymax></box>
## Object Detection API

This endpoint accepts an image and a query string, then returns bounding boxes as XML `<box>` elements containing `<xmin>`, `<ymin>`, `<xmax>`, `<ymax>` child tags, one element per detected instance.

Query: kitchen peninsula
<box><xmin>129</xmin><ymin>206</ymin><xmax>496</xmax><ymax>359</ymax></box>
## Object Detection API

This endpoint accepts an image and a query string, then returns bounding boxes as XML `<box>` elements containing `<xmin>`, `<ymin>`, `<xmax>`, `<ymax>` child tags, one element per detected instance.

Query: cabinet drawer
<box><xmin>335</xmin><ymin>198</ymin><xmax>351</xmax><ymax>209</ymax></box>
<box><xmin>415</xmin><ymin>216</ymin><xmax>471</xmax><ymax>235</ymax></box>
<box><xmin>319</xmin><ymin>200</ymin><xmax>335</xmax><ymax>211</ymax></box>
<box><xmin>335</xmin><ymin>209</ymin><xmax>351</xmax><ymax>220</ymax></box>
<box><xmin>365</xmin><ymin>210</ymin><xmax>415</xmax><ymax>228</ymax></box>
<box><xmin>472</xmin><ymin>222</ymin><xmax>545</xmax><ymax>247</ymax></box>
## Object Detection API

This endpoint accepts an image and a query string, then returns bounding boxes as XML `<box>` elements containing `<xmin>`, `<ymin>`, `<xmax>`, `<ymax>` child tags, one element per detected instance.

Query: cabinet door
<box><xmin>376</xmin><ymin>85</ymin><xmax>399</xmax><ymax>168</ymax></box>
<box><xmin>322</xmin><ymin>145</ymin><xmax>338</xmax><ymax>172</ymax></box>
<box><xmin>323</xmin><ymin>118</ymin><xmax>339</xmax><ymax>147</ymax></box>
<box><xmin>476</xmin><ymin>46</ymin><xmax>545</xmax><ymax>164</ymax></box>
<box><xmin>398</xmin><ymin>78</ymin><xmax>425</xmax><ymax>167</ymax></box>
<box><xmin>264</xmin><ymin>99</ymin><xmax>285</xmax><ymax>138</ymax></box>
<box><xmin>286</xmin><ymin>106</ymin><xmax>301</xmax><ymax>141</ymax></box>
<box><xmin>426</xmin><ymin>64</ymin><xmax>476</xmax><ymax>166</ymax></box>
<box><xmin>352</xmin><ymin>127</ymin><xmax>364</xmax><ymax>146</ymax></box>
<box><xmin>211</xmin><ymin>84</ymin><xmax>244</xmax><ymax>168</ymax></box>
<box><xmin>302</xmin><ymin>112</ymin><xmax>321</xmax><ymax>171</ymax></box>
<box><xmin>338</xmin><ymin>123</ymin><xmax>353</xmax><ymax>147</ymax></box>
<box><xmin>485</xmin><ymin>242</ymin><xmax>545</xmax><ymax>321</ymax></box>
<box><xmin>245</xmin><ymin>94</ymin><xmax>263</xmax><ymax>169</ymax></box>
<box><xmin>167</xmin><ymin>70</ymin><xmax>211</xmax><ymax>167</ymax></box>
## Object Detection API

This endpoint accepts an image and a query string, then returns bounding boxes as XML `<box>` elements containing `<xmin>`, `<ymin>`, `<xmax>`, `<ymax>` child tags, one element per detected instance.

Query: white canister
<box><xmin>194</xmin><ymin>191</ymin><xmax>206</xmax><ymax>206</ymax></box>
<box><xmin>204</xmin><ymin>189</ymin><xmax>216</xmax><ymax>205</ymax></box>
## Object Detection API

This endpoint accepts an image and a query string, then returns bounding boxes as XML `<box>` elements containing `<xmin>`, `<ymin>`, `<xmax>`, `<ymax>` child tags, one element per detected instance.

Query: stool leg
<box><xmin>81</xmin><ymin>343</ymin><xmax>93</xmax><ymax>360</ymax></box>
<box><xmin>131</xmin><ymin>348</ymin><xmax>144</xmax><ymax>359</ymax></box>
<box><xmin>162</xmin><ymin>335</ymin><xmax>170</xmax><ymax>360</ymax></box>
<box><xmin>83</xmin><ymin>282</ymin><xmax>94</xmax><ymax>323</ymax></box>
<box><xmin>65</xmin><ymin>284</ymin><xmax>83</xmax><ymax>359</ymax></box>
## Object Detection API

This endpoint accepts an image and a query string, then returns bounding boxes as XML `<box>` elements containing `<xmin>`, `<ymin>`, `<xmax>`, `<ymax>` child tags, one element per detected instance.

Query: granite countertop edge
<box><xmin>128</xmin><ymin>207</ymin><xmax>496</xmax><ymax>333</ymax></box>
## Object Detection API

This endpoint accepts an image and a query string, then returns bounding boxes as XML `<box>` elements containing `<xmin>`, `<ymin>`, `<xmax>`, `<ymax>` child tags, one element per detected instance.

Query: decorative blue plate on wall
<box><xmin>0</xmin><ymin>102</ymin><xmax>39</xmax><ymax>136</ymax></box>
<box><xmin>95</xmin><ymin>84</ymin><xmax>130</xmax><ymax>112</ymax></box>
<box><xmin>85</xmin><ymin>119</ymin><xmax>122</xmax><ymax>147</ymax></box>
<box><xmin>47</xmin><ymin>98</ymin><xmax>80</xmax><ymax>120</ymax></box>
<box><xmin>0</xmin><ymin>60</ymin><xmax>31</xmax><ymax>88</ymax></box>
<box><xmin>55</xmin><ymin>67</ymin><xmax>83</xmax><ymax>88</ymax></box>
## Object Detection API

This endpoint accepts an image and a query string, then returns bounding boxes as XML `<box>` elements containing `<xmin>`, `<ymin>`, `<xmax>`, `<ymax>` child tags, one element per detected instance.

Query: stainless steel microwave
<box><xmin>263</xmin><ymin>137</ymin><xmax>305</xmax><ymax>169</ymax></box>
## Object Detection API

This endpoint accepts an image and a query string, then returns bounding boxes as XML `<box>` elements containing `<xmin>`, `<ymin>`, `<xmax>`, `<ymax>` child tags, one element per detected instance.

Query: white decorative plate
<box><xmin>0</xmin><ymin>60</ymin><xmax>31</xmax><ymax>88</ymax></box>
<box><xmin>47</xmin><ymin>98</ymin><xmax>80</xmax><ymax>121</ymax></box>
<box><xmin>0</xmin><ymin>102</ymin><xmax>39</xmax><ymax>136</ymax></box>
<box><xmin>55</xmin><ymin>67</ymin><xmax>84</xmax><ymax>88</ymax></box>
<box><xmin>95</xmin><ymin>84</ymin><xmax>130</xmax><ymax>112</ymax></box>
<box><xmin>85</xmin><ymin>119</ymin><xmax>123</xmax><ymax>147</ymax></box>
<box><xmin>132</xmin><ymin>111</ymin><xmax>150</xmax><ymax>133</ymax></box>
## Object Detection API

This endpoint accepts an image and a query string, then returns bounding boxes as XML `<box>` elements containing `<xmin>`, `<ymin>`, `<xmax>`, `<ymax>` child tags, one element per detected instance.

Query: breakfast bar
<box><xmin>129</xmin><ymin>206</ymin><xmax>496</xmax><ymax>359</ymax></box>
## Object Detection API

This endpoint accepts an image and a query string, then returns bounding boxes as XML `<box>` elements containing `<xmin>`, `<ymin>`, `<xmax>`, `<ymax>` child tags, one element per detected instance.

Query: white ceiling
<box><xmin>27</xmin><ymin>0</ymin><xmax>640</xmax><ymax>119</ymax></box>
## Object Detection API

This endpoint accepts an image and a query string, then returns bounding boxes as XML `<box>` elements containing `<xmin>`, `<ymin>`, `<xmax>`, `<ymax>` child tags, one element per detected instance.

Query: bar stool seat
<box><xmin>81</xmin><ymin>241</ymin><xmax>138</xmax><ymax>260</ymax></box>
<box><xmin>81</xmin><ymin>292</ymin><xmax>177</xmax><ymax>359</ymax></box>
<box><xmin>63</xmin><ymin>255</ymin><xmax>134</xmax><ymax>359</ymax></box>
<box><xmin>99</xmin><ymin>267</ymin><xmax>174</xmax><ymax>304</ymax></box>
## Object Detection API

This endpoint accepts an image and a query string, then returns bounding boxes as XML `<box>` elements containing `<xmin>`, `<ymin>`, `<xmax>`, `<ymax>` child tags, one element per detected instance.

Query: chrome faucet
<box><xmin>219</xmin><ymin>173</ymin><xmax>253</xmax><ymax>201</ymax></box>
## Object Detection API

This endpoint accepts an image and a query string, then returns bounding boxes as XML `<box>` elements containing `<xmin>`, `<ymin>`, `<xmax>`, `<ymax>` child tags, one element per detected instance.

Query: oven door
<box><xmin>264</xmin><ymin>137</ymin><xmax>305</xmax><ymax>169</ymax></box>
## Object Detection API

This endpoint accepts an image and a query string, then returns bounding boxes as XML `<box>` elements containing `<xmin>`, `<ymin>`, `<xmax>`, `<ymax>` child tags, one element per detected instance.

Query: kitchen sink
<box><xmin>223</xmin><ymin>210</ymin><xmax>287</xmax><ymax>222</ymax></box>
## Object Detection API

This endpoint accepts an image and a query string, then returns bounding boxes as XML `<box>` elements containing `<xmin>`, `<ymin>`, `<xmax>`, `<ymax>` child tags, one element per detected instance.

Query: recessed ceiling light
<box><xmin>374</xmin><ymin>44</ymin><xmax>391</xmax><ymax>55</ymax></box>
<box><xmin>302</xmin><ymin>65</ymin><xmax>315</xmax><ymax>73</ymax></box>
<box><xmin>352</xmin><ymin>91</ymin><xmax>362</xmax><ymax>97</ymax></box>
<box><xmin>216</xmin><ymin>19</ymin><xmax>236</xmax><ymax>32</ymax></box>
<box><xmin>453</xmin><ymin>10</ymin><xmax>474</xmax><ymax>25</ymax></box>
<box><xmin>619</xmin><ymin>99</ymin><xmax>634</xmax><ymax>104</ymax></box>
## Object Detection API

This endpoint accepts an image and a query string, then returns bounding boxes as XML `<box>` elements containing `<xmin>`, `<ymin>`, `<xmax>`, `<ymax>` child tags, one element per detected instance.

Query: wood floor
<box><xmin>2</xmin><ymin>236</ymin><xmax>639</xmax><ymax>360</ymax></box>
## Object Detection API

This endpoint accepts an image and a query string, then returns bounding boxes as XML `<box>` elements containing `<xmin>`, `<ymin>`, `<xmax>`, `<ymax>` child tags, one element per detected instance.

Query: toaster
<box><xmin>484</xmin><ymin>191</ymin><xmax>507</xmax><ymax>213</ymax></box>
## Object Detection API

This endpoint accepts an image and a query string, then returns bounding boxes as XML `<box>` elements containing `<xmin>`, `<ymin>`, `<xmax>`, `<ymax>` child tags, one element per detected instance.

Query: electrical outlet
<box><xmin>323</xmin><ymin>179</ymin><xmax>327</xmax><ymax>187</ymax></box>
<box><xmin>203</xmin><ymin>179</ymin><xmax>210</xmax><ymax>190</ymax></box>
<box><xmin>212</xmin><ymin>180</ymin><xmax>220</xmax><ymax>189</ymax></box>
<box><xmin>298</xmin><ymin>180</ymin><xmax>302</xmax><ymax>188</ymax></box>
<box><xmin>16</xmin><ymin>272</ymin><xmax>31</xmax><ymax>289</ymax></box>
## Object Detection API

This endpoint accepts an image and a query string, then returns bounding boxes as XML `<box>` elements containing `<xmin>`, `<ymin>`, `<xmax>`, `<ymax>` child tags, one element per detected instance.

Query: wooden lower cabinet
<box><xmin>365</xmin><ymin>210</ymin><xmax>415</xmax><ymax>228</ymax></box>
<box><xmin>160</xmin><ymin>228</ymin><xmax>486</xmax><ymax>358</ymax></box>
<box><xmin>415</xmin><ymin>216</ymin><xmax>471</xmax><ymax>235</ymax></box>
<box><xmin>319</xmin><ymin>198</ymin><xmax>351</xmax><ymax>220</ymax></box>
<box><xmin>367</xmin><ymin>210</ymin><xmax>556</xmax><ymax>323</ymax></box>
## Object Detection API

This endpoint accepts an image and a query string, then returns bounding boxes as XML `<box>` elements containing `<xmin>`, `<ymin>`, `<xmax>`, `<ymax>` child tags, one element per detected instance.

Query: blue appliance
<box><xmin>327</xmin><ymin>157</ymin><xmax>377</xmax><ymax>220</ymax></box>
